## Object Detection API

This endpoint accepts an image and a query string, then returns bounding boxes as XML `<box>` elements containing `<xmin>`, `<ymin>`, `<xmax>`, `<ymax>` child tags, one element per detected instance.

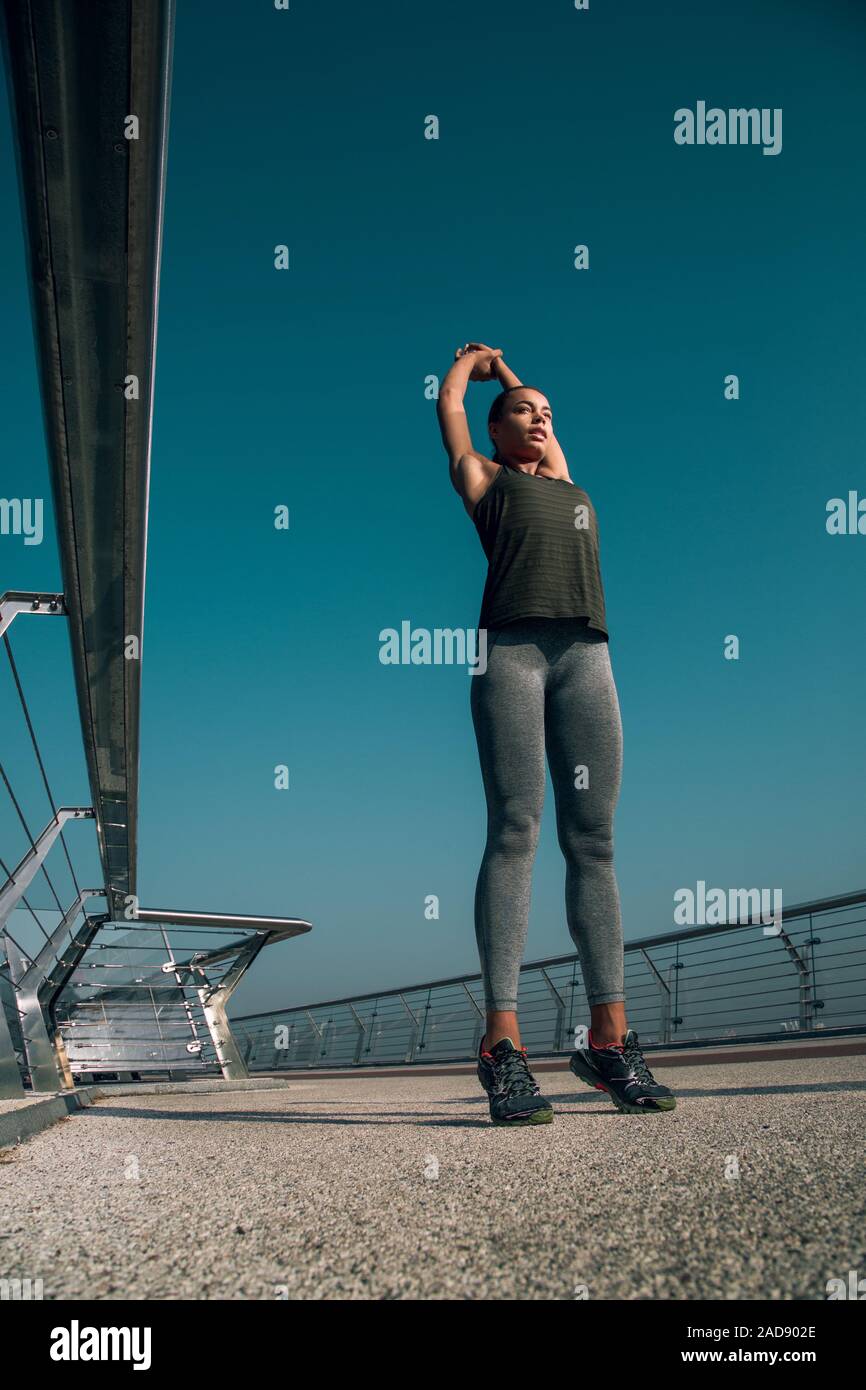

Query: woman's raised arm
<box><xmin>436</xmin><ymin>345</ymin><xmax>503</xmax><ymax>516</ymax></box>
<box><xmin>436</xmin><ymin>349</ymin><xmax>478</xmax><ymax>465</ymax></box>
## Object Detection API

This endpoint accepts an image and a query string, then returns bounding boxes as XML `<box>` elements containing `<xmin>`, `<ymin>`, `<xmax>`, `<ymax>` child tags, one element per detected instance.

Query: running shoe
<box><xmin>477</xmin><ymin>1036</ymin><xmax>554</xmax><ymax>1126</ymax></box>
<box><xmin>569</xmin><ymin>1028</ymin><xmax>676</xmax><ymax>1113</ymax></box>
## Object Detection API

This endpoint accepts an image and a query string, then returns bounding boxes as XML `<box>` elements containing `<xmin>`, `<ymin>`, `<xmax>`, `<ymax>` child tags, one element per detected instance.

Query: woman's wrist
<box><xmin>440</xmin><ymin>351</ymin><xmax>475</xmax><ymax>399</ymax></box>
<box><xmin>493</xmin><ymin>357</ymin><xmax>521</xmax><ymax>390</ymax></box>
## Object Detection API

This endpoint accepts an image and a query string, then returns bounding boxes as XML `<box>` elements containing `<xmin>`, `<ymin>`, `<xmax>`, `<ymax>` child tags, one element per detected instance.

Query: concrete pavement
<box><xmin>0</xmin><ymin>1051</ymin><xmax>863</xmax><ymax>1300</ymax></box>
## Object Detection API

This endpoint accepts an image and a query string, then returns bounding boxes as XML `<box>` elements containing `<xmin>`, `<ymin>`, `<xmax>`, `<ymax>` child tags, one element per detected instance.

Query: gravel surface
<box><xmin>1</xmin><ymin>1054</ymin><xmax>864</xmax><ymax>1300</ymax></box>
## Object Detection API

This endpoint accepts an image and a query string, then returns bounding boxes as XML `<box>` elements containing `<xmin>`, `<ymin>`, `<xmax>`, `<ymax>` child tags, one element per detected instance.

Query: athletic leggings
<box><xmin>470</xmin><ymin>617</ymin><xmax>625</xmax><ymax>1012</ymax></box>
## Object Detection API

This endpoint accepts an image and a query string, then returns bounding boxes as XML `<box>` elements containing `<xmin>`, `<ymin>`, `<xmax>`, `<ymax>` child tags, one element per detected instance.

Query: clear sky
<box><xmin>2</xmin><ymin>0</ymin><xmax>865</xmax><ymax>1020</ymax></box>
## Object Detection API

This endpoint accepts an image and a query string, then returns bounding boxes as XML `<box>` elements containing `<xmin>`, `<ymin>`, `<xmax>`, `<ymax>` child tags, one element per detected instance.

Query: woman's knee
<box><xmin>557</xmin><ymin>820</ymin><xmax>615</xmax><ymax>866</ymax></box>
<box><xmin>488</xmin><ymin>795</ymin><xmax>543</xmax><ymax>854</ymax></box>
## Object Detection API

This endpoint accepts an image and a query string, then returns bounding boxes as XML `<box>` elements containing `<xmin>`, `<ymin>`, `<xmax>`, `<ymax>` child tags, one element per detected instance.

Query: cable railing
<box><xmin>0</xmin><ymin>596</ymin><xmax>312</xmax><ymax>1094</ymax></box>
<box><xmin>0</xmin><ymin>592</ymin><xmax>107</xmax><ymax>1097</ymax></box>
<box><xmin>54</xmin><ymin>912</ymin><xmax>312</xmax><ymax>1084</ymax></box>
<box><xmin>232</xmin><ymin>889</ymin><xmax>866</xmax><ymax>1070</ymax></box>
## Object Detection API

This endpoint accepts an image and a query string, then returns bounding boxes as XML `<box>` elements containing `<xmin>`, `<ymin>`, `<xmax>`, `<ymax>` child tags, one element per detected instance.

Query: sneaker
<box><xmin>477</xmin><ymin>1036</ymin><xmax>554</xmax><ymax>1126</ymax></box>
<box><xmin>569</xmin><ymin>1028</ymin><xmax>676</xmax><ymax>1114</ymax></box>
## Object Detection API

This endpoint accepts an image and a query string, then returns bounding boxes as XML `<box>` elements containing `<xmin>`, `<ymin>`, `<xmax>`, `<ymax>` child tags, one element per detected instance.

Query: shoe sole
<box><xmin>491</xmin><ymin>1106</ymin><xmax>554</xmax><ymax>1127</ymax></box>
<box><xmin>569</xmin><ymin>1054</ymin><xmax>676</xmax><ymax>1114</ymax></box>
<box><xmin>478</xmin><ymin>1062</ymin><xmax>555</xmax><ymax>1126</ymax></box>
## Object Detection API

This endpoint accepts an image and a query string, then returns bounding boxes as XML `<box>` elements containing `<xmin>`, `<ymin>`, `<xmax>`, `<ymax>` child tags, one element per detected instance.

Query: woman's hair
<box><xmin>487</xmin><ymin>384</ymin><xmax>546</xmax><ymax>462</ymax></box>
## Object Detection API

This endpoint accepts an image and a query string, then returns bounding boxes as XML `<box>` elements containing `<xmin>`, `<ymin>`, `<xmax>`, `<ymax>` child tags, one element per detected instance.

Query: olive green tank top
<box><xmin>472</xmin><ymin>463</ymin><xmax>608</xmax><ymax>636</ymax></box>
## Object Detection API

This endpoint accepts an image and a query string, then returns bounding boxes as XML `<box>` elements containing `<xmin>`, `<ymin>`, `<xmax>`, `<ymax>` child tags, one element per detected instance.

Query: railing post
<box><xmin>772</xmin><ymin>923</ymin><xmax>813</xmax><ymax>1032</ymax></box>
<box><xmin>196</xmin><ymin>987</ymin><xmax>248</xmax><ymax>1080</ymax></box>
<box><xmin>418</xmin><ymin>988</ymin><xmax>432</xmax><ymax>1056</ymax></box>
<box><xmin>304</xmin><ymin>1010</ymin><xmax>323</xmax><ymax>1068</ymax></box>
<box><xmin>319</xmin><ymin>1017</ymin><xmax>333</xmax><ymax>1060</ymax></box>
<box><xmin>347</xmin><ymin>1005</ymin><xmax>365</xmax><ymax>1065</ymax></box>
<box><xmin>672</xmin><ymin>940</ymin><xmax>683</xmax><ymax>1038</ymax></box>
<box><xmin>462</xmin><ymin>981</ymin><xmax>484</xmax><ymax>1056</ymax></box>
<box><xmin>277</xmin><ymin>1020</ymin><xmax>294</xmax><ymax>1069</ymax></box>
<box><xmin>364</xmin><ymin>1003</ymin><xmax>379</xmax><ymax>1059</ymax></box>
<box><xmin>807</xmin><ymin>913</ymin><xmax>824</xmax><ymax>1032</ymax></box>
<box><xmin>566</xmin><ymin>961</ymin><xmax>578</xmax><ymax>1042</ymax></box>
<box><xmin>6</xmin><ymin>942</ymin><xmax>57</xmax><ymax>1091</ymax></box>
<box><xmin>399</xmin><ymin>994</ymin><xmax>421</xmax><ymax>1063</ymax></box>
<box><xmin>540</xmin><ymin>969</ymin><xmax>565</xmax><ymax>1051</ymax></box>
<box><xmin>0</xmin><ymin>977</ymin><xmax>25</xmax><ymax>1098</ymax></box>
<box><xmin>639</xmin><ymin>947</ymin><xmax>673</xmax><ymax>1045</ymax></box>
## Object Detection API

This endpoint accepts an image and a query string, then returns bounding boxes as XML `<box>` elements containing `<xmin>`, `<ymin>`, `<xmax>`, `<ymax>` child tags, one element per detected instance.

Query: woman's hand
<box><xmin>455</xmin><ymin>342</ymin><xmax>503</xmax><ymax>382</ymax></box>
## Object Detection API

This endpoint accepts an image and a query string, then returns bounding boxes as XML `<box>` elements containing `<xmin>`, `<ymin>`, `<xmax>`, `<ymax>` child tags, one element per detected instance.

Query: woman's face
<box><xmin>491</xmin><ymin>391</ymin><xmax>552</xmax><ymax>462</ymax></box>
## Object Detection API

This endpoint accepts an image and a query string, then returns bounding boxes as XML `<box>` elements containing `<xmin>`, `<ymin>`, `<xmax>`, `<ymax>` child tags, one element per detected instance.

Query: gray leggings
<box><xmin>470</xmin><ymin>617</ymin><xmax>625</xmax><ymax>1011</ymax></box>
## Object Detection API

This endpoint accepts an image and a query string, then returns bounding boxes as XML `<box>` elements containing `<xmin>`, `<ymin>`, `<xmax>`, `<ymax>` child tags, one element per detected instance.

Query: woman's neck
<box><xmin>501</xmin><ymin>457</ymin><xmax>539</xmax><ymax>475</ymax></box>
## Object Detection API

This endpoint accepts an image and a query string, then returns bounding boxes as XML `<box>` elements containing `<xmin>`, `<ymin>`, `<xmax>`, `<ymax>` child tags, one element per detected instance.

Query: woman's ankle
<box><xmin>480</xmin><ymin>1023</ymin><xmax>522</xmax><ymax>1045</ymax></box>
<box><xmin>589</xmin><ymin>1004</ymin><xmax>627</xmax><ymax>1049</ymax></box>
<box><xmin>484</xmin><ymin>1012</ymin><xmax>521</xmax><ymax>1051</ymax></box>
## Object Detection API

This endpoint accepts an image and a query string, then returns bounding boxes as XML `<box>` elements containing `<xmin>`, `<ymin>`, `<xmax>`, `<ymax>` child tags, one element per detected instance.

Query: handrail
<box><xmin>233</xmin><ymin>891</ymin><xmax>866</xmax><ymax>1068</ymax></box>
<box><xmin>232</xmin><ymin>888</ymin><xmax>864</xmax><ymax>1020</ymax></box>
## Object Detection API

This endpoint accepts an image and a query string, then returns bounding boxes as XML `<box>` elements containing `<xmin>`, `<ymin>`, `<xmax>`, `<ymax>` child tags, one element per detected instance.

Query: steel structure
<box><xmin>50</xmin><ymin>911</ymin><xmax>311</xmax><ymax>1084</ymax></box>
<box><xmin>1</xmin><ymin>0</ymin><xmax>173</xmax><ymax>914</ymax></box>
<box><xmin>0</xmin><ymin>2</ymin><xmax>312</xmax><ymax>1097</ymax></box>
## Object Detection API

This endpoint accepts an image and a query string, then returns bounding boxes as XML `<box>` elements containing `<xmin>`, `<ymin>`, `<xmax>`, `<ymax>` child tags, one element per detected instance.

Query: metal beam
<box><xmin>5</xmin><ymin>888</ymin><xmax>107</xmax><ymax>1092</ymax></box>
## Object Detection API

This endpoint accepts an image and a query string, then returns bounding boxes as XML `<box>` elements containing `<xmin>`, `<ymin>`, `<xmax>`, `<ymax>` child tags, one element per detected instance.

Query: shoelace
<box><xmin>621</xmin><ymin>1036</ymin><xmax>657</xmax><ymax>1087</ymax></box>
<box><xmin>492</xmin><ymin>1047</ymin><xmax>539</xmax><ymax>1097</ymax></box>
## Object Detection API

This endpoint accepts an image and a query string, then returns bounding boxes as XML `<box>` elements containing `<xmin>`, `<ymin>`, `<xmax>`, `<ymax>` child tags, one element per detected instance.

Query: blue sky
<box><xmin>2</xmin><ymin>0</ymin><xmax>865</xmax><ymax>1018</ymax></box>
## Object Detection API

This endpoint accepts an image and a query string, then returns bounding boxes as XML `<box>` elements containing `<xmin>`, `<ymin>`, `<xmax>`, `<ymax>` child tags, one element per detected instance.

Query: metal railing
<box><xmin>232</xmin><ymin>889</ymin><xmax>866</xmax><ymax>1070</ymax></box>
<box><xmin>53</xmin><ymin>911</ymin><xmax>311</xmax><ymax>1083</ymax></box>
<box><xmin>0</xmin><ymin>595</ymin><xmax>312</xmax><ymax>1095</ymax></box>
<box><xmin>0</xmin><ymin>1</ymin><xmax>311</xmax><ymax>1095</ymax></box>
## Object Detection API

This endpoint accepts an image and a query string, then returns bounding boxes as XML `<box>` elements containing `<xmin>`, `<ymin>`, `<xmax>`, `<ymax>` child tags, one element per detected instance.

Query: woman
<box><xmin>436</xmin><ymin>341</ymin><xmax>676</xmax><ymax>1126</ymax></box>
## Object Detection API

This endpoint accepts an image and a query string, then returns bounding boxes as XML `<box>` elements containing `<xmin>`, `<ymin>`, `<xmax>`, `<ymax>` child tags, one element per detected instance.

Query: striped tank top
<box><xmin>472</xmin><ymin>463</ymin><xmax>608</xmax><ymax>636</ymax></box>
